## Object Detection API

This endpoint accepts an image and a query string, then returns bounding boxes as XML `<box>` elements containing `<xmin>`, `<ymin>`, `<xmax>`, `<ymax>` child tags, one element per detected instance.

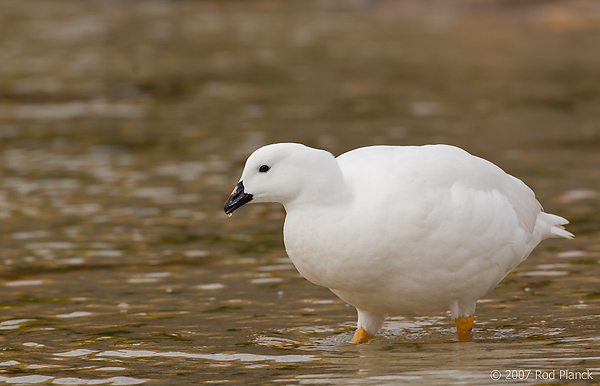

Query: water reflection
<box><xmin>0</xmin><ymin>374</ymin><xmax>147</xmax><ymax>385</ymax></box>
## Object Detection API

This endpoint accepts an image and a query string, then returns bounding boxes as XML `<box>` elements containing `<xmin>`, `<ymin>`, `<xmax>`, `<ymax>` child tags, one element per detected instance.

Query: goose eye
<box><xmin>259</xmin><ymin>165</ymin><xmax>270</xmax><ymax>173</ymax></box>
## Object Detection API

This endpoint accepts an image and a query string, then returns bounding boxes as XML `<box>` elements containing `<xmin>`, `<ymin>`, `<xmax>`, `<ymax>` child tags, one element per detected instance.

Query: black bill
<box><xmin>224</xmin><ymin>181</ymin><xmax>253</xmax><ymax>215</ymax></box>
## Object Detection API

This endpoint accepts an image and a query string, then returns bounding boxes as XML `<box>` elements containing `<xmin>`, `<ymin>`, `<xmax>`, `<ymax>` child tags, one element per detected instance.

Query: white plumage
<box><xmin>224</xmin><ymin>143</ymin><xmax>572</xmax><ymax>342</ymax></box>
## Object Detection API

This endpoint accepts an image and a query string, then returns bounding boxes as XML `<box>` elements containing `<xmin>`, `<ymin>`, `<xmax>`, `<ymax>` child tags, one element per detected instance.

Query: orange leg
<box><xmin>454</xmin><ymin>314</ymin><xmax>475</xmax><ymax>341</ymax></box>
<box><xmin>350</xmin><ymin>326</ymin><xmax>373</xmax><ymax>344</ymax></box>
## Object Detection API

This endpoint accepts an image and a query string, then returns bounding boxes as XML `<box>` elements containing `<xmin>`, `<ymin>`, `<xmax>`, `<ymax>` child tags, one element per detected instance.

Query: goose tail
<box><xmin>538</xmin><ymin>212</ymin><xmax>574</xmax><ymax>240</ymax></box>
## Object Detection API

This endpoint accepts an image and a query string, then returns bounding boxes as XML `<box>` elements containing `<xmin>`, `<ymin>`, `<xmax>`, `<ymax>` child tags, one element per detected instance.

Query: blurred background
<box><xmin>0</xmin><ymin>0</ymin><xmax>599</xmax><ymax>384</ymax></box>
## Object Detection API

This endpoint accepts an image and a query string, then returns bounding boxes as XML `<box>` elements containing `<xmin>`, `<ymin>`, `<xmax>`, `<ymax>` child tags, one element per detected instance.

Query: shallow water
<box><xmin>1</xmin><ymin>1</ymin><xmax>600</xmax><ymax>384</ymax></box>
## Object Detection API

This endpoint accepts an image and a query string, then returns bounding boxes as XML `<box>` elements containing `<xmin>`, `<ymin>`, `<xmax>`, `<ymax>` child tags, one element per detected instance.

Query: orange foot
<box><xmin>350</xmin><ymin>326</ymin><xmax>373</xmax><ymax>344</ymax></box>
<box><xmin>454</xmin><ymin>314</ymin><xmax>475</xmax><ymax>341</ymax></box>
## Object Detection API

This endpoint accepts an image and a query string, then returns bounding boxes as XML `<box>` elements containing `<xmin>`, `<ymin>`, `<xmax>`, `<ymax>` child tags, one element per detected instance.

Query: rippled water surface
<box><xmin>1</xmin><ymin>1</ymin><xmax>599</xmax><ymax>384</ymax></box>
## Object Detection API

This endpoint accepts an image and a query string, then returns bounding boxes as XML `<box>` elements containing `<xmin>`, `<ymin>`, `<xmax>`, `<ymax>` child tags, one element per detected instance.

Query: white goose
<box><xmin>224</xmin><ymin>143</ymin><xmax>573</xmax><ymax>343</ymax></box>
